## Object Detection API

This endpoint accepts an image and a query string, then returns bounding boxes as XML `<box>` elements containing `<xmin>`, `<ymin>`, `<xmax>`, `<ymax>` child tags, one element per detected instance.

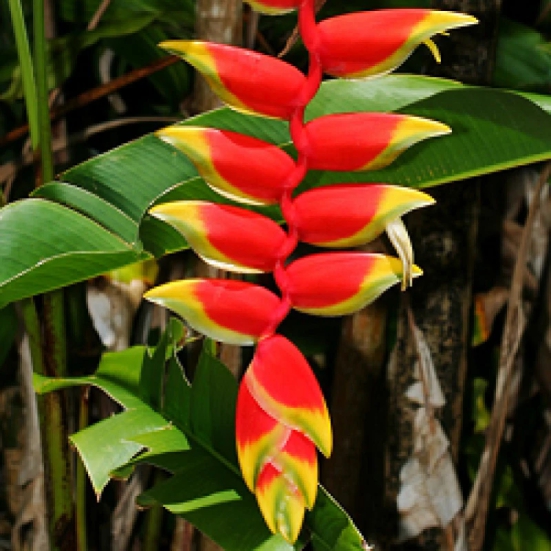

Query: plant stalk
<box><xmin>76</xmin><ymin>388</ymin><xmax>90</xmax><ymax>551</ymax></box>
<box><xmin>7</xmin><ymin>0</ymin><xmax>39</xmax><ymax>148</ymax></box>
<box><xmin>33</xmin><ymin>0</ymin><xmax>54</xmax><ymax>184</ymax></box>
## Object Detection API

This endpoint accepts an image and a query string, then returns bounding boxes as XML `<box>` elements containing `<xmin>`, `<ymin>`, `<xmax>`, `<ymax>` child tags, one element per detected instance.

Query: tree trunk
<box><xmin>192</xmin><ymin>0</ymin><xmax>243</xmax><ymax>113</ymax></box>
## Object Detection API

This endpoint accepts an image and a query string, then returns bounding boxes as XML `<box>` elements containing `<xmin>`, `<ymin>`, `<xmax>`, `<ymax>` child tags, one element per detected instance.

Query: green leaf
<box><xmin>300</xmin><ymin>88</ymin><xmax>551</xmax><ymax>192</ymax></box>
<box><xmin>33</xmin><ymin>183</ymin><xmax>138</xmax><ymax>245</ymax></box>
<box><xmin>138</xmin><ymin>450</ymin><xmax>302</xmax><ymax>551</ymax></box>
<box><xmin>72</xmin><ymin>408</ymin><xmax>167</xmax><ymax>495</ymax></box>
<box><xmin>0</xmin><ymin>199</ymin><xmax>144</xmax><ymax>308</ymax></box>
<box><xmin>493</xmin><ymin>18</ymin><xmax>551</xmax><ymax>93</ymax></box>
<box><xmin>307</xmin><ymin>489</ymin><xmax>368</xmax><ymax>551</ymax></box>
<box><xmin>189</xmin><ymin>343</ymin><xmax>238</xmax><ymax>464</ymax></box>
<box><xmin>34</xmin><ymin>346</ymin><xmax>146</xmax><ymax>409</ymax></box>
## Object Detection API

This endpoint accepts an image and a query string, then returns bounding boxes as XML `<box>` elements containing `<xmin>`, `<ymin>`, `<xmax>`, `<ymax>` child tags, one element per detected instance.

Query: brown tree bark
<box><xmin>192</xmin><ymin>0</ymin><xmax>243</xmax><ymax>113</ymax></box>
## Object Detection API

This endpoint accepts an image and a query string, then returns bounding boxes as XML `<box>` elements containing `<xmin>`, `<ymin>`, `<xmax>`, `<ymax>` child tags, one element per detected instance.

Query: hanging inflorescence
<box><xmin>144</xmin><ymin>0</ymin><xmax>476</xmax><ymax>542</ymax></box>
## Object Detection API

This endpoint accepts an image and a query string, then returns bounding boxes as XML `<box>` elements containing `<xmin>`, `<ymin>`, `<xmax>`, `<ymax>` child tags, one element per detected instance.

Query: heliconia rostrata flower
<box><xmin>145</xmin><ymin>1</ymin><xmax>476</xmax><ymax>542</ymax></box>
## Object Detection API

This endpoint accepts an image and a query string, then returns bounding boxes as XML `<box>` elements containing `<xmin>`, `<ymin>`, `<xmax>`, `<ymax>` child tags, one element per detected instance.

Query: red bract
<box><xmin>144</xmin><ymin>279</ymin><xmax>281</xmax><ymax>345</ymax></box>
<box><xmin>285</xmin><ymin>252</ymin><xmax>422</xmax><ymax>316</ymax></box>
<box><xmin>149</xmin><ymin>201</ymin><xmax>287</xmax><ymax>272</ymax></box>
<box><xmin>159</xmin><ymin>41</ymin><xmax>306</xmax><ymax>120</ymax></box>
<box><xmin>146</xmin><ymin>0</ymin><xmax>472</xmax><ymax>541</ymax></box>
<box><xmin>156</xmin><ymin>127</ymin><xmax>296</xmax><ymax>204</ymax></box>
<box><xmin>317</xmin><ymin>10</ymin><xmax>477</xmax><ymax>78</ymax></box>
<box><xmin>303</xmin><ymin>113</ymin><xmax>450</xmax><ymax>171</ymax></box>
<box><xmin>293</xmin><ymin>184</ymin><xmax>434</xmax><ymax>247</ymax></box>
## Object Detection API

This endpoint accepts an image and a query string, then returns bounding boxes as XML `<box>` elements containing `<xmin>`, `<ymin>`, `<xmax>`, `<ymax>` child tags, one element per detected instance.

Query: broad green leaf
<box><xmin>189</xmin><ymin>343</ymin><xmax>238</xmax><ymax>464</ymax></box>
<box><xmin>306</xmin><ymin>74</ymin><xmax>462</xmax><ymax>118</ymax></box>
<box><xmin>162</xmin><ymin>354</ymin><xmax>191</xmax><ymax>428</ymax></box>
<box><xmin>71</xmin><ymin>408</ymin><xmax>167</xmax><ymax>495</ymax></box>
<box><xmin>33</xmin><ymin>346</ymin><xmax>146</xmax><ymax>409</ymax></box>
<box><xmin>308</xmin><ymin>489</ymin><xmax>368</xmax><ymax>551</ymax></box>
<box><xmin>0</xmin><ymin>199</ymin><xmax>145</xmax><ymax>308</ymax></box>
<box><xmin>33</xmin><ymin>183</ymin><xmax>138</xmax><ymax>244</ymax></box>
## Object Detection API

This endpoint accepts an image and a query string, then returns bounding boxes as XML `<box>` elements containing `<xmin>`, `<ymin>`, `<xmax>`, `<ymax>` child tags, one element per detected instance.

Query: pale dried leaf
<box><xmin>405</xmin><ymin>326</ymin><xmax>445</xmax><ymax>408</ymax></box>
<box><xmin>87</xmin><ymin>279</ymin><xmax>146</xmax><ymax>351</ymax></box>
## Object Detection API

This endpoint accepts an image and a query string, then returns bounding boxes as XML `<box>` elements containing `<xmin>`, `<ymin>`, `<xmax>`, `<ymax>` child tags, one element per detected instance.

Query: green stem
<box><xmin>7</xmin><ymin>0</ymin><xmax>39</xmax><ymax>148</ymax></box>
<box><xmin>143</xmin><ymin>470</ymin><xmax>166</xmax><ymax>551</ymax></box>
<box><xmin>76</xmin><ymin>388</ymin><xmax>89</xmax><ymax>551</ymax></box>
<box><xmin>33</xmin><ymin>0</ymin><xmax>54</xmax><ymax>183</ymax></box>
<box><xmin>41</xmin><ymin>289</ymin><xmax>74</xmax><ymax>551</ymax></box>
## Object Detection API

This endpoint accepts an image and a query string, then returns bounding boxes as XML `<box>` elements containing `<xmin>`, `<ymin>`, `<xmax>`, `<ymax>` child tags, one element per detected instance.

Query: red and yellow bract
<box><xmin>144</xmin><ymin>279</ymin><xmax>280</xmax><ymax>345</ymax></box>
<box><xmin>156</xmin><ymin>127</ymin><xmax>296</xmax><ymax>204</ymax></box>
<box><xmin>159</xmin><ymin>41</ymin><xmax>306</xmax><ymax>120</ymax></box>
<box><xmin>145</xmin><ymin>0</ymin><xmax>476</xmax><ymax>542</ymax></box>
<box><xmin>304</xmin><ymin>113</ymin><xmax>450</xmax><ymax>171</ymax></box>
<box><xmin>293</xmin><ymin>184</ymin><xmax>434</xmax><ymax>248</ymax></box>
<box><xmin>285</xmin><ymin>252</ymin><xmax>422</xmax><ymax>316</ymax></box>
<box><xmin>317</xmin><ymin>9</ymin><xmax>477</xmax><ymax>78</ymax></box>
<box><xmin>150</xmin><ymin>201</ymin><xmax>287</xmax><ymax>273</ymax></box>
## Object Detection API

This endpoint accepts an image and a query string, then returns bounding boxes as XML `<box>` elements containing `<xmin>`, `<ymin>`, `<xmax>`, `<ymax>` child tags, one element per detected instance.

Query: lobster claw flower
<box><xmin>236</xmin><ymin>334</ymin><xmax>331</xmax><ymax>542</ymax></box>
<box><xmin>285</xmin><ymin>252</ymin><xmax>422</xmax><ymax>316</ymax></box>
<box><xmin>243</xmin><ymin>0</ymin><xmax>299</xmax><ymax>15</ymax></box>
<box><xmin>149</xmin><ymin>201</ymin><xmax>287</xmax><ymax>273</ymax></box>
<box><xmin>143</xmin><ymin>279</ymin><xmax>280</xmax><ymax>345</ymax></box>
<box><xmin>303</xmin><ymin>113</ymin><xmax>450</xmax><ymax>172</ymax></box>
<box><xmin>156</xmin><ymin>126</ymin><xmax>296</xmax><ymax>205</ymax></box>
<box><xmin>293</xmin><ymin>184</ymin><xmax>434</xmax><ymax>248</ymax></box>
<box><xmin>159</xmin><ymin>41</ymin><xmax>306</xmax><ymax>120</ymax></box>
<box><xmin>317</xmin><ymin>9</ymin><xmax>477</xmax><ymax>78</ymax></box>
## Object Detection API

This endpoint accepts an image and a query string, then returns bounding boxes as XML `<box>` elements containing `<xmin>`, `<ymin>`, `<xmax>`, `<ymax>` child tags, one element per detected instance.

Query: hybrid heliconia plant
<box><xmin>144</xmin><ymin>0</ymin><xmax>476</xmax><ymax>543</ymax></box>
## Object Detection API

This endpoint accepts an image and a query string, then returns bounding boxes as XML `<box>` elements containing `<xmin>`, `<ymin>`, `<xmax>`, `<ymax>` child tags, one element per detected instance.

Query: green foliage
<box><xmin>34</xmin><ymin>320</ymin><xmax>367</xmax><ymax>551</ymax></box>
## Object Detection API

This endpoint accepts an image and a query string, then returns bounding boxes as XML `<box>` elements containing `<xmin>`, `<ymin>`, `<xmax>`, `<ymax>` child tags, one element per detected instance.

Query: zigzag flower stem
<box><xmin>145</xmin><ymin>0</ymin><xmax>477</xmax><ymax>542</ymax></box>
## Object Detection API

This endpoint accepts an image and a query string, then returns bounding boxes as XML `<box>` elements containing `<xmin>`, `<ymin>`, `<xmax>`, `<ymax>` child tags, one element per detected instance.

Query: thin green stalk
<box><xmin>143</xmin><ymin>470</ymin><xmax>166</xmax><ymax>551</ymax></box>
<box><xmin>76</xmin><ymin>388</ymin><xmax>89</xmax><ymax>551</ymax></box>
<box><xmin>7</xmin><ymin>0</ymin><xmax>39</xmax><ymax>148</ymax></box>
<box><xmin>33</xmin><ymin>0</ymin><xmax>54</xmax><ymax>183</ymax></box>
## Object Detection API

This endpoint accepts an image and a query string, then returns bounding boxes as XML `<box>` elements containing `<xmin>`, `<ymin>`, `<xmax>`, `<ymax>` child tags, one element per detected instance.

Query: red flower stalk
<box><xmin>146</xmin><ymin>0</ymin><xmax>476</xmax><ymax>541</ymax></box>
